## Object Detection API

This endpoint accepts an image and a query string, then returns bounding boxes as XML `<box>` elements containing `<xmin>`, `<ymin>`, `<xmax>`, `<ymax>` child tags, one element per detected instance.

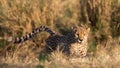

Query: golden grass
<box><xmin>0</xmin><ymin>0</ymin><xmax>120</xmax><ymax>68</ymax></box>
<box><xmin>0</xmin><ymin>38</ymin><xmax>120</xmax><ymax>68</ymax></box>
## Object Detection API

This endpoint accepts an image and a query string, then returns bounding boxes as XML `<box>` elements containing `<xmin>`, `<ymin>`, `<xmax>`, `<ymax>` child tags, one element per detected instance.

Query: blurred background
<box><xmin>0</xmin><ymin>0</ymin><xmax>120</xmax><ymax>67</ymax></box>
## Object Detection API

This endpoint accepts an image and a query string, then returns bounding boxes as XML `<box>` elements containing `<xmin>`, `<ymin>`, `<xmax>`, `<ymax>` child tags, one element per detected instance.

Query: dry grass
<box><xmin>0</xmin><ymin>0</ymin><xmax>120</xmax><ymax>68</ymax></box>
<box><xmin>1</xmin><ymin>38</ymin><xmax>120</xmax><ymax>68</ymax></box>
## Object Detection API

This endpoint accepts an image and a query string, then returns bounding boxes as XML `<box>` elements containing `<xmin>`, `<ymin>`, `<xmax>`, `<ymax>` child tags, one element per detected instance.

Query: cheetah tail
<box><xmin>12</xmin><ymin>26</ymin><xmax>55</xmax><ymax>44</ymax></box>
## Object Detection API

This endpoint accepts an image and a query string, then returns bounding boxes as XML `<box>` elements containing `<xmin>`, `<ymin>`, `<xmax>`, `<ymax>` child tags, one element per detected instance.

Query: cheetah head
<box><xmin>73</xmin><ymin>26</ymin><xmax>90</xmax><ymax>43</ymax></box>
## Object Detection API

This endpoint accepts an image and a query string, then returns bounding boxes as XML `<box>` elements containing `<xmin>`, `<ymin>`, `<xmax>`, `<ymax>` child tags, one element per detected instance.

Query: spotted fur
<box><xmin>12</xmin><ymin>25</ymin><xmax>90</xmax><ymax>57</ymax></box>
<box><xmin>70</xmin><ymin>26</ymin><xmax>90</xmax><ymax>57</ymax></box>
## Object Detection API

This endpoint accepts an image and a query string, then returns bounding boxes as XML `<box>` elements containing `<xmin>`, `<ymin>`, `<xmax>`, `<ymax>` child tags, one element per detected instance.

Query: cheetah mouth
<box><xmin>78</xmin><ymin>38</ymin><xmax>83</xmax><ymax>43</ymax></box>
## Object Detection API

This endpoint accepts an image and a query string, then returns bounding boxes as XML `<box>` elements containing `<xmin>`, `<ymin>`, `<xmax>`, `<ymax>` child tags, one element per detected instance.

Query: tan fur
<box><xmin>70</xmin><ymin>26</ymin><xmax>90</xmax><ymax>57</ymax></box>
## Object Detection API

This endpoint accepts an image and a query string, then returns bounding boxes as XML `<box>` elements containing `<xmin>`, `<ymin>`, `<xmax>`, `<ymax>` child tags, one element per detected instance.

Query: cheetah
<box><xmin>69</xmin><ymin>26</ymin><xmax>90</xmax><ymax>57</ymax></box>
<box><xmin>8</xmin><ymin>25</ymin><xmax>90</xmax><ymax>57</ymax></box>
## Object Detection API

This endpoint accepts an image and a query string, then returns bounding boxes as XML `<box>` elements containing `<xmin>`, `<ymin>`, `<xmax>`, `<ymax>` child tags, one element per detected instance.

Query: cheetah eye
<box><xmin>76</xmin><ymin>34</ymin><xmax>79</xmax><ymax>37</ymax></box>
<box><xmin>84</xmin><ymin>33</ymin><xmax>86</xmax><ymax>36</ymax></box>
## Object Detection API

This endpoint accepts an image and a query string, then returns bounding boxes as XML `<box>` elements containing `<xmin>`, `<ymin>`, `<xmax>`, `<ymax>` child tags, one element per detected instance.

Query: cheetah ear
<box><xmin>71</xmin><ymin>26</ymin><xmax>77</xmax><ymax>32</ymax></box>
<box><xmin>71</xmin><ymin>26</ymin><xmax>76</xmax><ymax>29</ymax></box>
<box><xmin>87</xmin><ymin>28</ymin><xmax>90</xmax><ymax>32</ymax></box>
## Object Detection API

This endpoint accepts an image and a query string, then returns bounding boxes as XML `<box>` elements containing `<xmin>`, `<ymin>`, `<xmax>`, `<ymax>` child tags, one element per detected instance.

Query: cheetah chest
<box><xmin>70</xmin><ymin>43</ymin><xmax>87</xmax><ymax>57</ymax></box>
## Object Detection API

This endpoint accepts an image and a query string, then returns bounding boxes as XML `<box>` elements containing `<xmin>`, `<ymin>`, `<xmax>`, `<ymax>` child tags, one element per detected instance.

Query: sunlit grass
<box><xmin>0</xmin><ymin>0</ymin><xmax>120</xmax><ymax>68</ymax></box>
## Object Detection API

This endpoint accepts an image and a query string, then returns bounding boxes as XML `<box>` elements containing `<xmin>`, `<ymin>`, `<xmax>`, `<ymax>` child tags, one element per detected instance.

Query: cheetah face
<box><xmin>73</xmin><ymin>26</ymin><xmax>90</xmax><ymax>43</ymax></box>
